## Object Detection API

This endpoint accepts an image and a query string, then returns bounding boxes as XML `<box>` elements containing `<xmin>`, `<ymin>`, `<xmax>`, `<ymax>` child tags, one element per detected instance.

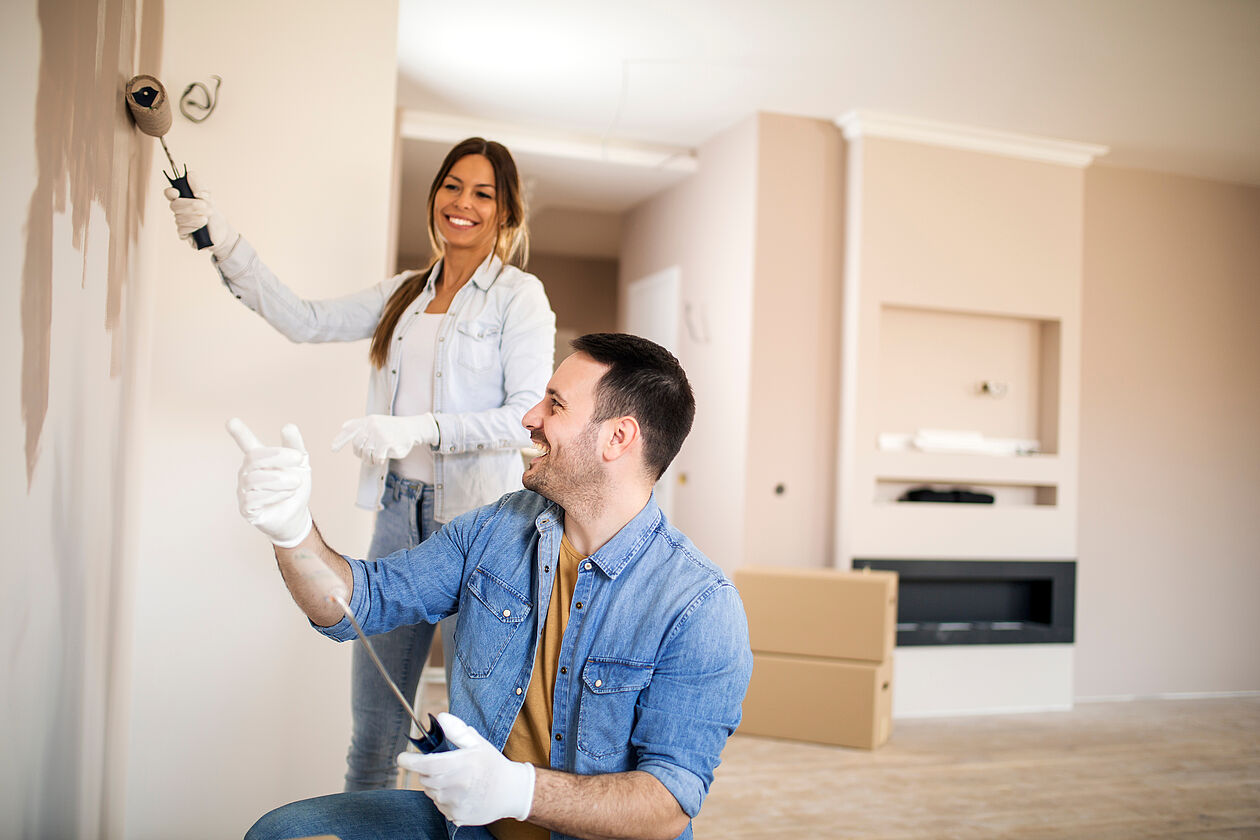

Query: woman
<box><xmin>165</xmin><ymin>138</ymin><xmax>555</xmax><ymax>790</ymax></box>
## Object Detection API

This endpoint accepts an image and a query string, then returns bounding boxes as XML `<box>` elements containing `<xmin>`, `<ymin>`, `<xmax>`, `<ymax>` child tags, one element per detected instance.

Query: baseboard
<box><xmin>1076</xmin><ymin>690</ymin><xmax>1260</xmax><ymax>704</ymax></box>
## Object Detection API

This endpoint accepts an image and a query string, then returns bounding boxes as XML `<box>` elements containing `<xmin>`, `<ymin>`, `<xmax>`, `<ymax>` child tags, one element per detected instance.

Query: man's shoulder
<box><xmin>639</xmin><ymin>516</ymin><xmax>739</xmax><ymax>606</ymax></box>
<box><xmin>458</xmin><ymin>488</ymin><xmax>551</xmax><ymax>532</ymax></box>
<box><xmin>655</xmin><ymin>521</ymin><xmax>728</xmax><ymax>580</ymax></box>
<box><xmin>634</xmin><ymin>520</ymin><xmax>749</xmax><ymax>648</ymax></box>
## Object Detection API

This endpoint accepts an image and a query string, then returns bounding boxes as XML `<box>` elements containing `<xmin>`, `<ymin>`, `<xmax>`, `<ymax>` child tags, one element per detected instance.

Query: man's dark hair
<box><xmin>571</xmin><ymin>333</ymin><xmax>695</xmax><ymax>481</ymax></box>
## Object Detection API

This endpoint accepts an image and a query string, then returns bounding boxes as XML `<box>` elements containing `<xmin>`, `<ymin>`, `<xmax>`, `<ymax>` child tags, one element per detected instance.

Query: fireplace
<box><xmin>852</xmin><ymin>559</ymin><xmax>1075</xmax><ymax>646</ymax></box>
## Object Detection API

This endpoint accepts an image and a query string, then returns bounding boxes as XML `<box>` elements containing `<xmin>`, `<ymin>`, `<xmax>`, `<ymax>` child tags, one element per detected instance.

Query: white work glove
<box><xmin>331</xmin><ymin>413</ymin><xmax>440</xmax><ymax>466</ymax></box>
<box><xmin>397</xmin><ymin>713</ymin><xmax>535</xmax><ymax>826</ymax></box>
<box><xmin>163</xmin><ymin>172</ymin><xmax>240</xmax><ymax>260</ymax></box>
<box><xmin>227</xmin><ymin>418</ymin><xmax>314</xmax><ymax>548</ymax></box>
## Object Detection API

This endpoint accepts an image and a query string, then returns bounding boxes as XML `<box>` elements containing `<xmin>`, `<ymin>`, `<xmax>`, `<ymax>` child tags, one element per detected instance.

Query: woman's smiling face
<box><xmin>432</xmin><ymin>153</ymin><xmax>500</xmax><ymax>257</ymax></box>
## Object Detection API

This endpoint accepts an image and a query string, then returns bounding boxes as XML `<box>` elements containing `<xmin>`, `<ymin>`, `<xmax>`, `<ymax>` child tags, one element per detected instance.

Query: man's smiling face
<box><xmin>520</xmin><ymin>352</ymin><xmax>610</xmax><ymax>505</ymax></box>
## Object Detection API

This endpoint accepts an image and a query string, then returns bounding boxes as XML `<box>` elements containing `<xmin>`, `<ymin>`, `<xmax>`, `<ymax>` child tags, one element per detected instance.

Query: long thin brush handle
<box><xmin>331</xmin><ymin>595</ymin><xmax>429</xmax><ymax>734</ymax></box>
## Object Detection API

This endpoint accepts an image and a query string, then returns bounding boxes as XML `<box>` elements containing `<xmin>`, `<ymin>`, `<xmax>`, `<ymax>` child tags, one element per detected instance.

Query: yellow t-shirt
<box><xmin>489</xmin><ymin>533</ymin><xmax>586</xmax><ymax>840</ymax></box>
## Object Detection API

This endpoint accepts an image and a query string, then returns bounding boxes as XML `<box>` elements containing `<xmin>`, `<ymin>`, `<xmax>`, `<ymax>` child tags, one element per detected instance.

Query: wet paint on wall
<box><xmin>20</xmin><ymin>0</ymin><xmax>161</xmax><ymax>486</ymax></box>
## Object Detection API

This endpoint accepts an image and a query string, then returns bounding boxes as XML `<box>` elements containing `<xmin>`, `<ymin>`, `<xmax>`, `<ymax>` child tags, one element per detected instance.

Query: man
<box><xmin>236</xmin><ymin>333</ymin><xmax>752</xmax><ymax>840</ymax></box>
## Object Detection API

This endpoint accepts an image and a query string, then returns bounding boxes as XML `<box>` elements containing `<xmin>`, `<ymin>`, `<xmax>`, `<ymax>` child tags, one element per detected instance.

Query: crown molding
<box><xmin>835</xmin><ymin>110</ymin><xmax>1109</xmax><ymax>168</ymax></box>
<box><xmin>399</xmin><ymin>110</ymin><xmax>697</xmax><ymax>173</ymax></box>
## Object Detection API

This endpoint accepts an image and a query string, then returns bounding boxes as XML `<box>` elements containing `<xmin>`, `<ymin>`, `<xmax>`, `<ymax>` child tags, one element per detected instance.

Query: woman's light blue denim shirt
<box><xmin>319</xmin><ymin>489</ymin><xmax>754</xmax><ymax>840</ymax></box>
<box><xmin>214</xmin><ymin>237</ymin><xmax>555</xmax><ymax>521</ymax></box>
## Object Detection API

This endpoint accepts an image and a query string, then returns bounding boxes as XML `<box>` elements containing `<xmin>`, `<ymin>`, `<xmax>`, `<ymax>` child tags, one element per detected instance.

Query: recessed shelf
<box><xmin>875</xmin><ymin>480</ymin><xmax>1057</xmax><ymax>507</ymax></box>
<box><xmin>876</xmin><ymin>306</ymin><xmax>1062</xmax><ymax>455</ymax></box>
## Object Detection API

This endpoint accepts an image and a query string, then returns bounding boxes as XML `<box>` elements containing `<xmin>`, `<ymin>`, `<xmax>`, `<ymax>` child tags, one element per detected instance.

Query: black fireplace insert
<box><xmin>852</xmin><ymin>559</ymin><xmax>1076</xmax><ymax>646</ymax></box>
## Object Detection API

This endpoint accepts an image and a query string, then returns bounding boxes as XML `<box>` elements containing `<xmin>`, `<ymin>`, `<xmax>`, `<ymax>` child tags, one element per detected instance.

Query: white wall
<box><xmin>122</xmin><ymin>2</ymin><xmax>399</xmax><ymax>836</ymax></box>
<box><xmin>619</xmin><ymin>118</ymin><xmax>758</xmax><ymax>572</ymax></box>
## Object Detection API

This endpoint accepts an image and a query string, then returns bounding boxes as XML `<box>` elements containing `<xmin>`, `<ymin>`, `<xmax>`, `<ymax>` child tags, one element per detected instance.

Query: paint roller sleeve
<box><xmin>124</xmin><ymin>73</ymin><xmax>212</xmax><ymax>249</ymax></box>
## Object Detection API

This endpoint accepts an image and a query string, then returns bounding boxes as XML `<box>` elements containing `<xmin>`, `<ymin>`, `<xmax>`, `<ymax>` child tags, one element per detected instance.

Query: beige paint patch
<box><xmin>20</xmin><ymin>0</ymin><xmax>159</xmax><ymax>486</ymax></box>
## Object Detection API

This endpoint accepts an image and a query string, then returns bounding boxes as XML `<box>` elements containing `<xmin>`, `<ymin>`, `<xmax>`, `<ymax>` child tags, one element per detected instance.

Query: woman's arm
<box><xmin>214</xmin><ymin>236</ymin><xmax>410</xmax><ymax>344</ymax></box>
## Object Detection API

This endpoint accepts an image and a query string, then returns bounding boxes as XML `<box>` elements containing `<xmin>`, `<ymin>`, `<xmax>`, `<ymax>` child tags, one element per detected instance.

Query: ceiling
<box><xmin>395</xmin><ymin>0</ymin><xmax>1260</xmax><ymax>258</ymax></box>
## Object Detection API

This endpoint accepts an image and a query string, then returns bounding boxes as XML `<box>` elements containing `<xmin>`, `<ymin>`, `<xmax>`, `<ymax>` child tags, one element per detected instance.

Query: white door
<box><xmin>625</xmin><ymin>267</ymin><xmax>681</xmax><ymax>520</ymax></box>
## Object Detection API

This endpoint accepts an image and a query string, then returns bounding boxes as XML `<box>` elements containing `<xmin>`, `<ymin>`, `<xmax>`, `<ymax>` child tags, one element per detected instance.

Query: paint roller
<box><xmin>125</xmin><ymin>74</ymin><xmax>212</xmax><ymax>250</ymax></box>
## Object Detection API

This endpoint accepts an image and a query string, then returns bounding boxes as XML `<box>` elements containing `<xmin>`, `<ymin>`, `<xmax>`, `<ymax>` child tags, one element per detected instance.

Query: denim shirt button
<box><xmin>594</xmin><ymin>679</ymin><xmax>602</xmax><ymax>688</ymax></box>
<box><xmin>515</xmin><ymin>687</ymin><xmax>523</xmax><ymax>695</ymax></box>
<box><xmin>554</xmin><ymin>733</ymin><xmax>563</xmax><ymax>742</ymax></box>
<box><xmin>560</xmin><ymin>666</ymin><xmax>567</xmax><ymax>675</ymax></box>
<box><xmin>584</xmin><ymin>562</ymin><xmax>592</xmax><ymax>571</ymax></box>
<box><xmin>502</xmin><ymin>609</ymin><xmax>511</xmax><ymax>617</ymax></box>
<box><xmin>575</xmin><ymin>602</ymin><xmax>583</xmax><ymax>610</ymax></box>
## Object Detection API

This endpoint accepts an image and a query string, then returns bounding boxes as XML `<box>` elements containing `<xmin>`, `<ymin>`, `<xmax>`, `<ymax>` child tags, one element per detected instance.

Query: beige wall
<box><xmin>745</xmin><ymin>114</ymin><xmax>845</xmax><ymax>567</ymax></box>
<box><xmin>620</xmin><ymin>118</ymin><xmax>759</xmax><ymax>571</ymax></box>
<box><xmin>123</xmin><ymin>1</ymin><xmax>399</xmax><ymax>837</ymax></box>
<box><xmin>527</xmin><ymin>252</ymin><xmax>619</xmax><ymax>338</ymax></box>
<box><xmin>619</xmin><ymin>112</ymin><xmax>845</xmax><ymax>571</ymax></box>
<box><xmin>1076</xmin><ymin>165</ymin><xmax>1260</xmax><ymax>697</ymax></box>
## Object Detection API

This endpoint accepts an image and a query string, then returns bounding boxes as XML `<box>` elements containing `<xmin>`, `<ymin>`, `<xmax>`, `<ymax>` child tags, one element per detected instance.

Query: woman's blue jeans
<box><xmin>345</xmin><ymin>473</ymin><xmax>455</xmax><ymax>791</ymax></box>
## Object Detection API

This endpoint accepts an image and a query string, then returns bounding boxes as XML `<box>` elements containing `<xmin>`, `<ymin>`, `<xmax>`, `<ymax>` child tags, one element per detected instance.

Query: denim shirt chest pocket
<box><xmin>454</xmin><ymin>319</ymin><xmax>502</xmax><ymax>373</ymax></box>
<box><xmin>577</xmin><ymin>657</ymin><xmax>655</xmax><ymax>760</ymax></box>
<box><xmin>458</xmin><ymin>567</ymin><xmax>531</xmax><ymax>678</ymax></box>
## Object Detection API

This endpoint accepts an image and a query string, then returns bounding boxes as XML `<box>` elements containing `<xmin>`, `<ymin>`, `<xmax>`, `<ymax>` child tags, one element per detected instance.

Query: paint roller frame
<box><xmin>125</xmin><ymin>74</ymin><xmax>212</xmax><ymax>250</ymax></box>
<box><xmin>332</xmin><ymin>594</ymin><xmax>452</xmax><ymax>754</ymax></box>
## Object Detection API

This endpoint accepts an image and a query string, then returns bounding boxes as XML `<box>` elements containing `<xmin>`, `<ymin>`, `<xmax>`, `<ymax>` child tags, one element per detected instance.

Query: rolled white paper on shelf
<box><xmin>901</xmin><ymin>429</ymin><xmax>1041</xmax><ymax>456</ymax></box>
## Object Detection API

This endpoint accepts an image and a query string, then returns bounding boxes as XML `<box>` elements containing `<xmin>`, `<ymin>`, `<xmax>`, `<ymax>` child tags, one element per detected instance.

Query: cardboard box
<box><xmin>735</xmin><ymin>566</ymin><xmax>898</xmax><ymax>662</ymax></box>
<box><xmin>738</xmin><ymin>653</ymin><xmax>893</xmax><ymax>750</ymax></box>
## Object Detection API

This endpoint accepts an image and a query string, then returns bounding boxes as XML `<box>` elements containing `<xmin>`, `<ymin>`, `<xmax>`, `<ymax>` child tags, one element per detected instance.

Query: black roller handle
<box><xmin>166</xmin><ymin>168</ymin><xmax>213</xmax><ymax>250</ymax></box>
<box><xmin>409</xmin><ymin>712</ymin><xmax>454</xmax><ymax>754</ymax></box>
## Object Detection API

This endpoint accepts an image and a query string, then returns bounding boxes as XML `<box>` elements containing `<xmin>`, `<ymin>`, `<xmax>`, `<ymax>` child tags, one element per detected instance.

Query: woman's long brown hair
<box><xmin>369</xmin><ymin>138</ymin><xmax>529</xmax><ymax>369</ymax></box>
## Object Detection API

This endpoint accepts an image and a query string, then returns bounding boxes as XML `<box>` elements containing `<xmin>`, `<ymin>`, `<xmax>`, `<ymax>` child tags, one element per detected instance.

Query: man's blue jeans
<box><xmin>346</xmin><ymin>474</ymin><xmax>454</xmax><ymax>791</ymax></box>
<box><xmin>244</xmin><ymin>789</ymin><xmax>494</xmax><ymax>840</ymax></box>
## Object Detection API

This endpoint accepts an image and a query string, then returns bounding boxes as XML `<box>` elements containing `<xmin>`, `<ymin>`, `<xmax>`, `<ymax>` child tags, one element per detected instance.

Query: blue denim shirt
<box><xmin>319</xmin><ymin>490</ymin><xmax>753</xmax><ymax>840</ymax></box>
<box><xmin>214</xmin><ymin>237</ymin><xmax>555</xmax><ymax>521</ymax></box>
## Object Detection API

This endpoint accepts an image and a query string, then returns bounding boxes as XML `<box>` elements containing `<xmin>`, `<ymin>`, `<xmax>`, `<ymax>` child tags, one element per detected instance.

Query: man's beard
<box><xmin>523</xmin><ymin>421</ymin><xmax>606</xmax><ymax>516</ymax></box>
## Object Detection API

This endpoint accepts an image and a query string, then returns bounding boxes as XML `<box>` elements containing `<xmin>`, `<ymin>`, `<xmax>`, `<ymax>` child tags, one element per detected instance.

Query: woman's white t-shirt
<box><xmin>390</xmin><ymin>312</ymin><xmax>444</xmax><ymax>483</ymax></box>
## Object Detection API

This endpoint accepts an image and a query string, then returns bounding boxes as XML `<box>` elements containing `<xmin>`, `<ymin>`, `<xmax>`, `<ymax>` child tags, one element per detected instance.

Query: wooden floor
<box><xmin>694</xmin><ymin>696</ymin><xmax>1260</xmax><ymax>839</ymax></box>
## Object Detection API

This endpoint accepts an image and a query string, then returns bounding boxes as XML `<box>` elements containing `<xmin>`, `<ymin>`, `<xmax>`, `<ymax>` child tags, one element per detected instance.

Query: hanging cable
<box><xmin>180</xmin><ymin>75</ymin><xmax>221</xmax><ymax>123</ymax></box>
